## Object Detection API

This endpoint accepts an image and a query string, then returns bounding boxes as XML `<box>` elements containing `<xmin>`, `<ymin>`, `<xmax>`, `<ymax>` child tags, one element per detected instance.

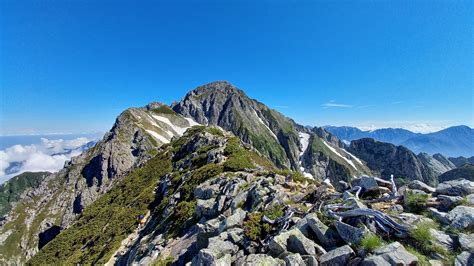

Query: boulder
<box><xmin>219</xmin><ymin>208</ymin><xmax>246</xmax><ymax>232</ymax></box>
<box><xmin>455</xmin><ymin>251</ymin><xmax>474</xmax><ymax>266</ymax></box>
<box><xmin>191</xmin><ymin>238</ymin><xmax>238</xmax><ymax>266</ymax></box>
<box><xmin>236</xmin><ymin>254</ymin><xmax>285</xmax><ymax>266</ymax></box>
<box><xmin>335</xmin><ymin>221</ymin><xmax>367</xmax><ymax>245</ymax></box>
<box><xmin>269</xmin><ymin>228</ymin><xmax>325</xmax><ymax>257</ymax></box>
<box><xmin>196</xmin><ymin>216</ymin><xmax>222</xmax><ymax>248</ymax></box>
<box><xmin>319</xmin><ymin>245</ymin><xmax>354</xmax><ymax>266</ymax></box>
<box><xmin>446</xmin><ymin>206</ymin><xmax>474</xmax><ymax>230</ymax></box>
<box><xmin>408</xmin><ymin>180</ymin><xmax>435</xmax><ymax>193</ymax></box>
<box><xmin>287</xmin><ymin>233</ymin><xmax>326</xmax><ymax>257</ymax></box>
<box><xmin>351</xmin><ymin>176</ymin><xmax>379</xmax><ymax>193</ymax></box>
<box><xmin>458</xmin><ymin>233</ymin><xmax>474</xmax><ymax>252</ymax></box>
<box><xmin>430</xmin><ymin>228</ymin><xmax>455</xmax><ymax>251</ymax></box>
<box><xmin>284</xmin><ymin>253</ymin><xmax>306</xmax><ymax>266</ymax></box>
<box><xmin>436</xmin><ymin>179</ymin><xmax>474</xmax><ymax>197</ymax></box>
<box><xmin>194</xmin><ymin>183</ymin><xmax>220</xmax><ymax>200</ymax></box>
<box><xmin>437</xmin><ymin>195</ymin><xmax>464</xmax><ymax>211</ymax></box>
<box><xmin>361</xmin><ymin>242</ymin><xmax>418</xmax><ymax>266</ymax></box>
<box><xmin>386</xmin><ymin>204</ymin><xmax>404</xmax><ymax>214</ymax></box>
<box><xmin>196</xmin><ymin>198</ymin><xmax>217</xmax><ymax>218</ymax></box>
<box><xmin>305</xmin><ymin>213</ymin><xmax>341</xmax><ymax>247</ymax></box>
<box><xmin>467</xmin><ymin>194</ymin><xmax>474</xmax><ymax>205</ymax></box>
<box><xmin>301</xmin><ymin>255</ymin><xmax>318</xmax><ymax>266</ymax></box>
<box><xmin>427</xmin><ymin>207</ymin><xmax>450</xmax><ymax>225</ymax></box>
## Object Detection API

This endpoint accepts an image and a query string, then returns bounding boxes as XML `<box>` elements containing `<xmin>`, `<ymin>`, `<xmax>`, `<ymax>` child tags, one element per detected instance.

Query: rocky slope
<box><xmin>348</xmin><ymin>138</ymin><xmax>455</xmax><ymax>186</ymax></box>
<box><xmin>30</xmin><ymin>126</ymin><xmax>474</xmax><ymax>265</ymax></box>
<box><xmin>0</xmin><ymin>172</ymin><xmax>50</xmax><ymax>219</ymax></box>
<box><xmin>0</xmin><ymin>103</ymin><xmax>199</xmax><ymax>264</ymax></box>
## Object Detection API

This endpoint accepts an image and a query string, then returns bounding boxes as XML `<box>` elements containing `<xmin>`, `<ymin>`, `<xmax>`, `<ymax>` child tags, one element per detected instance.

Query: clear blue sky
<box><xmin>1</xmin><ymin>0</ymin><xmax>472</xmax><ymax>135</ymax></box>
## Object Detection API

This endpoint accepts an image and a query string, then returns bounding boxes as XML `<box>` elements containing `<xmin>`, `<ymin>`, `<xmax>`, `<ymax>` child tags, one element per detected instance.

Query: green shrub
<box><xmin>360</xmin><ymin>233</ymin><xmax>383</xmax><ymax>252</ymax></box>
<box><xmin>404</xmin><ymin>191</ymin><xmax>429</xmax><ymax>213</ymax></box>
<box><xmin>223</xmin><ymin>137</ymin><xmax>255</xmax><ymax>171</ymax></box>
<box><xmin>205</xmin><ymin>127</ymin><xmax>224</xmax><ymax>136</ymax></box>
<box><xmin>263</xmin><ymin>205</ymin><xmax>284</xmax><ymax>220</ymax></box>
<box><xmin>243</xmin><ymin>212</ymin><xmax>272</xmax><ymax>241</ymax></box>
<box><xmin>409</xmin><ymin>221</ymin><xmax>449</xmax><ymax>259</ymax></box>
<box><xmin>29</xmin><ymin>152</ymin><xmax>172</xmax><ymax>265</ymax></box>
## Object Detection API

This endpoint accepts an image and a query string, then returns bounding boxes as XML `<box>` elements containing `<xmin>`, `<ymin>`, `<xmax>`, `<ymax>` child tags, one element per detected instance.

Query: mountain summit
<box><xmin>0</xmin><ymin>81</ymin><xmax>464</xmax><ymax>265</ymax></box>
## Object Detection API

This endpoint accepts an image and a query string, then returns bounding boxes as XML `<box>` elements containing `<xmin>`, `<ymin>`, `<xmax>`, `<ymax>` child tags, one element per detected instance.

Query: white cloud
<box><xmin>0</xmin><ymin>137</ymin><xmax>95</xmax><ymax>184</ymax></box>
<box><xmin>356</xmin><ymin>121</ymin><xmax>450</xmax><ymax>133</ymax></box>
<box><xmin>322</xmin><ymin>101</ymin><xmax>353</xmax><ymax>108</ymax></box>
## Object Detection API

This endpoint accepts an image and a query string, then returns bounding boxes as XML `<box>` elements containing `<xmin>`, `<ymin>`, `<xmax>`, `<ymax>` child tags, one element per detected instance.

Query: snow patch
<box><xmin>184</xmin><ymin>117</ymin><xmax>200</xmax><ymax>127</ymax></box>
<box><xmin>152</xmin><ymin>115</ymin><xmax>188</xmax><ymax>136</ymax></box>
<box><xmin>344</xmin><ymin>149</ymin><xmax>364</xmax><ymax>166</ymax></box>
<box><xmin>145</xmin><ymin>130</ymin><xmax>169</xmax><ymax>144</ymax></box>
<box><xmin>298</xmin><ymin>132</ymin><xmax>313</xmax><ymax>179</ymax></box>
<box><xmin>253</xmin><ymin>111</ymin><xmax>278</xmax><ymax>140</ymax></box>
<box><xmin>321</xmin><ymin>140</ymin><xmax>358</xmax><ymax>170</ymax></box>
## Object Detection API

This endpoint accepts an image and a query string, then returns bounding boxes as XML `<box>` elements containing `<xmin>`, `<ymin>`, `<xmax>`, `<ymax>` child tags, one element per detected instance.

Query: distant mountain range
<box><xmin>324</xmin><ymin>125</ymin><xmax>474</xmax><ymax>157</ymax></box>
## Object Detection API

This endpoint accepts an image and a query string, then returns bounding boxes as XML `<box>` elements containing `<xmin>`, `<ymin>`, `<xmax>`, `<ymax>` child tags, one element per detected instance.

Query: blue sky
<box><xmin>1</xmin><ymin>0</ymin><xmax>472</xmax><ymax>135</ymax></box>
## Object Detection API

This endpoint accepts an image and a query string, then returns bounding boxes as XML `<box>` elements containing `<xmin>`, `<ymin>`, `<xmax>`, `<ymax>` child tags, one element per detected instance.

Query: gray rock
<box><xmin>305</xmin><ymin>213</ymin><xmax>341</xmax><ymax>247</ymax></box>
<box><xmin>430</xmin><ymin>228</ymin><xmax>455</xmax><ymax>251</ymax></box>
<box><xmin>237</xmin><ymin>254</ymin><xmax>285</xmax><ymax>266</ymax></box>
<box><xmin>270</xmin><ymin>228</ymin><xmax>325</xmax><ymax>257</ymax></box>
<box><xmin>438</xmin><ymin>194</ymin><xmax>464</xmax><ymax>210</ymax></box>
<box><xmin>447</xmin><ymin>206</ymin><xmax>474</xmax><ymax>229</ymax></box>
<box><xmin>455</xmin><ymin>251</ymin><xmax>474</xmax><ymax>266</ymax></box>
<box><xmin>196</xmin><ymin>198</ymin><xmax>217</xmax><ymax>218</ymax></box>
<box><xmin>408</xmin><ymin>180</ymin><xmax>435</xmax><ymax>193</ymax></box>
<box><xmin>226</xmin><ymin>228</ymin><xmax>244</xmax><ymax>245</ymax></box>
<box><xmin>386</xmin><ymin>204</ymin><xmax>404</xmax><ymax>214</ymax></box>
<box><xmin>319</xmin><ymin>245</ymin><xmax>354</xmax><ymax>266</ymax></box>
<box><xmin>287</xmin><ymin>233</ymin><xmax>326</xmax><ymax>257</ymax></box>
<box><xmin>219</xmin><ymin>208</ymin><xmax>246</xmax><ymax>232</ymax></box>
<box><xmin>192</xmin><ymin>238</ymin><xmax>238</xmax><ymax>266</ymax></box>
<box><xmin>459</xmin><ymin>233</ymin><xmax>474</xmax><ymax>251</ymax></box>
<box><xmin>436</xmin><ymin>179</ymin><xmax>474</xmax><ymax>197</ymax></box>
<box><xmin>284</xmin><ymin>253</ymin><xmax>306</xmax><ymax>266</ymax></box>
<box><xmin>301</xmin><ymin>255</ymin><xmax>318</xmax><ymax>266</ymax></box>
<box><xmin>427</xmin><ymin>207</ymin><xmax>450</xmax><ymax>225</ymax></box>
<box><xmin>351</xmin><ymin>176</ymin><xmax>379</xmax><ymax>193</ymax></box>
<box><xmin>362</xmin><ymin>242</ymin><xmax>418</xmax><ymax>266</ymax></box>
<box><xmin>194</xmin><ymin>183</ymin><xmax>220</xmax><ymax>200</ymax></box>
<box><xmin>467</xmin><ymin>194</ymin><xmax>474</xmax><ymax>205</ymax></box>
<box><xmin>335</xmin><ymin>221</ymin><xmax>367</xmax><ymax>245</ymax></box>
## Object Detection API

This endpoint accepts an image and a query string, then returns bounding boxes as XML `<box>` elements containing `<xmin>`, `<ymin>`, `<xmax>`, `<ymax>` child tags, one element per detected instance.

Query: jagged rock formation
<box><xmin>449</xmin><ymin>156</ymin><xmax>474</xmax><ymax>167</ymax></box>
<box><xmin>0</xmin><ymin>104</ymin><xmax>198</xmax><ymax>264</ymax></box>
<box><xmin>172</xmin><ymin>81</ymin><xmax>370</xmax><ymax>185</ymax></box>
<box><xmin>348</xmin><ymin>138</ymin><xmax>454</xmax><ymax>186</ymax></box>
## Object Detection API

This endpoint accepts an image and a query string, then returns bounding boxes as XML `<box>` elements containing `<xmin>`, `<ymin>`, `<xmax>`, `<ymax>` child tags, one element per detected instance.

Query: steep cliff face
<box><xmin>348</xmin><ymin>138</ymin><xmax>453</xmax><ymax>185</ymax></box>
<box><xmin>0</xmin><ymin>104</ymin><xmax>199</xmax><ymax>264</ymax></box>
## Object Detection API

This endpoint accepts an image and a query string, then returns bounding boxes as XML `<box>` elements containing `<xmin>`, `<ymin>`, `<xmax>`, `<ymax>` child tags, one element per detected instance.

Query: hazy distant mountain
<box><xmin>449</xmin><ymin>156</ymin><xmax>474</xmax><ymax>167</ymax></box>
<box><xmin>325</xmin><ymin>125</ymin><xmax>474</xmax><ymax>157</ymax></box>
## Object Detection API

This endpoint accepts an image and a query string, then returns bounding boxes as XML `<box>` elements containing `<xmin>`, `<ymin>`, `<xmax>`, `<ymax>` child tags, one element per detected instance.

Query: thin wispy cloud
<box><xmin>322</xmin><ymin>100</ymin><xmax>353</xmax><ymax>108</ymax></box>
<box><xmin>391</xmin><ymin>101</ymin><xmax>404</xmax><ymax>105</ymax></box>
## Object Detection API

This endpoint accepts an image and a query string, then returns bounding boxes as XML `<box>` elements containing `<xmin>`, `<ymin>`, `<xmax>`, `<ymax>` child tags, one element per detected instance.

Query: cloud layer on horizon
<box><xmin>0</xmin><ymin>137</ymin><xmax>95</xmax><ymax>184</ymax></box>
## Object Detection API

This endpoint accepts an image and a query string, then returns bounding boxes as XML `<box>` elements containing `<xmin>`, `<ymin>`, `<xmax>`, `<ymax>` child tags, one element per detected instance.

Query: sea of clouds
<box><xmin>0</xmin><ymin>137</ymin><xmax>96</xmax><ymax>184</ymax></box>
